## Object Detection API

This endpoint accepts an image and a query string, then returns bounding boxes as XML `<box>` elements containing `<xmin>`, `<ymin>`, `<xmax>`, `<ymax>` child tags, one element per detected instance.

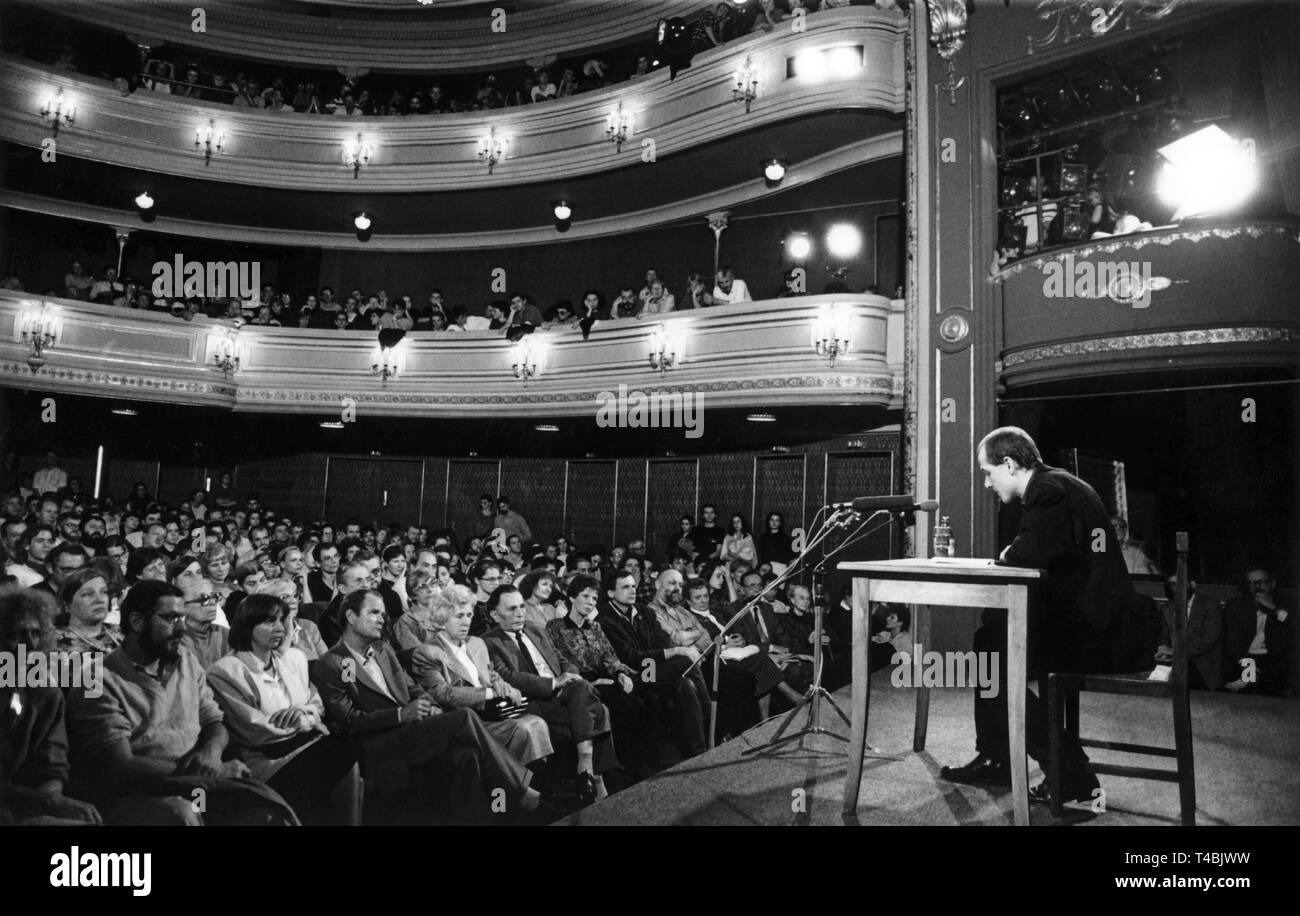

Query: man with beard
<box><xmin>67</xmin><ymin>580</ymin><xmax>298</xmax><ymax>824</ymax></box>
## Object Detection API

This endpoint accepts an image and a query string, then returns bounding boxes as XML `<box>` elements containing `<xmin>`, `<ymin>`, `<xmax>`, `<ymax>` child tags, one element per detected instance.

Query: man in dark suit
<box><xmin>316</xmin><ymin>560</ymin><xmax>373</xmax><ymax>647</ymax></box>
<box><xmin>940</xmin><ymin>426</ymin><xmax>1143</xmax><ymax>806</ymax></box>
<box><xmin>311</xmin><ymin>588</ymin><xmax>545</xmax><ymax>823</ymax></box>
<box><xmin>1222</xmin><ymin>567</ymin><xmax>1292</xmax><ymax>696</ymax></box>
<box><xmin>597</xmin><ymin>569</ymin><xmax>709</xmax><ymax>759</ymax></box>
<box><xmin>1156</xmin><ymin>576</ymin><xmax>1223</xmax><ymax>690</ymax></box>
<box><xmin>482</xmin><ymin>584</ymin><xmax>619</xmax><ymax>803</ymax></box>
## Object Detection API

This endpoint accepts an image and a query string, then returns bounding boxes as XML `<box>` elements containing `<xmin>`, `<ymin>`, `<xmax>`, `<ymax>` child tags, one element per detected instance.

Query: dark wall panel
<box><xmin>698</xmin><ymin>453</ymin><xmax>754</xmax><ymax>530</ymax></box>
<box><xmin>645</xmin><ymin>459</ymin><xmax>698</xmax><ymax>557</ymax></box>
<box><xmin>236</xmin><ymin>454</ymin><xmax>326</xmax><ymax>522</ymax></box>
<box><xmin>612</xmin><ymin>458</ymin><xmax>645</xmax><ymax>551</ymax></box>
<box><xmin>564</xmin><ymin>460</ymin><xmax>617</xmax><ymax>549</ymax></box>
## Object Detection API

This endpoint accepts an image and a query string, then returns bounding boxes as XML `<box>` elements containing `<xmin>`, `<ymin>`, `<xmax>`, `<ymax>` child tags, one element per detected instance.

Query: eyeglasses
<box><xmin>186</xmin><ymin>594</ymin><xmax>219</xmax><ymax>606</ymax></box>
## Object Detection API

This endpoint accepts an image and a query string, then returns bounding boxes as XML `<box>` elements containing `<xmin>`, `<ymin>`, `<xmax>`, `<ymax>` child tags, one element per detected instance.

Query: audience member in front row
<box><xmin>310</xmin><ymin>589</ymin><xmax>547</xmax><ymax>822</ymax></box>
<box><xmin>599</xmin><ymin>569</ymin><xmax>711</xmax><ymax>760</ymax></box>
<box><xmin>53</xmin><ymin>567</ymin><xmax>123</xmax><ymax>658</ymax></box>
<box><xmin>208</xmin><ymin>594</ymin><xmax>361</xmax><ymax>823</ymax></box>
<box><xmin>1155</xmin><ymin>575</ymin><xmax>1222</xmax><ymax>690</ymax></box>
<box><xmin>1222</xmin><ymin>566</ymin><xmax>1291</xmax><ymax>696</ymax></box>
<box><xmin>410</xmin><ymin>585</ymin><xmax>553</xmax><ymax>767</ymax></box>
<box><xmin>0</xmin><ymin>586</ymin><xmax>103</xmax><ymax>825</ymax></box>
<box><xmin>67</xmin><ymin>581</ymin><xmax>300</xmax><ymax>825</ymax></box>
<box><xmin>484</xmin><ymin>583</ymin><xmax>618</xmax><ymax>803</ymax></box>
<box><xmin>712</xmin><ymin>266</ymin><xmax>753</xmax><ymax>305</ymax></box>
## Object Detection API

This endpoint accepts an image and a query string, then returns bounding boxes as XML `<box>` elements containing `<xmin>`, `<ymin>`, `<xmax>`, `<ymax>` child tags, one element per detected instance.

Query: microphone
<box><xmin>830</xmin><ymin>495</ymin><xmax>939</xmax><ymax>514</ymax></box>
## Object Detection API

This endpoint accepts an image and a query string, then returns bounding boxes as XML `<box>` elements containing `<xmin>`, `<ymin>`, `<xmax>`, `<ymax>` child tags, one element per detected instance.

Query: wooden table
<box><xmin>838</xmin><ymin>558</ymin><xmax>1043</xmax><ymax>826</ymax></box>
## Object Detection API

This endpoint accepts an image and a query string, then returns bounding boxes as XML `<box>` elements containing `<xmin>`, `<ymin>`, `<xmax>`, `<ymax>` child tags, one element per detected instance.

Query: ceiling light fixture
<box><xmin>763</xmin><ymin>158</ymin><xmax>787</xmax><ymax>185</ymax></box>
<box><xmin>319</xmin><ymin>420</ymin><xmax>345</xmax><ymax>429</ymax></box>
<box><xmin>747</xmin><ymin>412</ymin><xmax>777</xmax><ymax>423</ymax></box>
<box><xmin>535</xmin><ymin>424</ymin><xmax>559</xmax><ymax>432</ymax></box>
<box><xmin>111</xmin><ymin>408</ymin><xmax>138</xmax><ymax>417</ymax></box>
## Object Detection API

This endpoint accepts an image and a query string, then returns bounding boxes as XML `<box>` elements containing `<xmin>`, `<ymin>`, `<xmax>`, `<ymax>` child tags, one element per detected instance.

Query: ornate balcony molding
<box><xmin>45</xmin><ymin>0</ymin><xmax>701</xmax><ymax>73</ymax></box>
<box><xmin>0</xmin><ymin>10</ymin><xmax>904</xmax><ymax>191</ymax></box>
<box><xmin>0</xmin><ymin>292</ymin><xmax>905</xmax><ymax>418</ymax></box>
<box><xmin>995</xmin><ymin>218</ymin><xmax>1300</xmax><ymax>388</ymax></box>
<box><xmin>0</xmin><ymin>132</ymin><xmax>901</xmax><ymax>249</ymax></box>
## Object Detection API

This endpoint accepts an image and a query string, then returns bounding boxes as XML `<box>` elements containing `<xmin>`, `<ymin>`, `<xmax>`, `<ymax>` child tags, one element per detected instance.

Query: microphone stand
<box><xmin>684</xmin><ymin>510</ymin><xmax>849</xmax><ymax>749</ymax></box>
<box><xmin>742</xmin><ymin>511</ymin><xmax>898</xmax><ymax>756</ymax></box>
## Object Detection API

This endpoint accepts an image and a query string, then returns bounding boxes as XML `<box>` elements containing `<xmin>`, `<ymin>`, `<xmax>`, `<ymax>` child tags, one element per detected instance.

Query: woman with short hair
<box><xmin>207</xmin><ymin>594</ymin><xmax>361</xmax><ymax>823</ymax></box>
<box><xmin>410</xmin><ymin>585</ymin><xmax>553</xmax><ymax>767</ymax></box>
<box><xmin>53</xmin><ymin>568</ymin><xmax>123</xmax><ymax>657</ymax></box>
<box><xmin>390</xmin><ymin>567</ymin><xmax>441</xmax><ymax>655</ymax></box>
<box><xmin>256</xmin><ymin>578</ymin><xmax>327</xmax><ymax>661</ymax></box>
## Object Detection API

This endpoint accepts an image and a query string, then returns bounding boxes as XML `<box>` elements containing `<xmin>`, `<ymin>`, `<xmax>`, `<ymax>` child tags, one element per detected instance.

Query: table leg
<box><xmin>912</xmin><ymin>602</ymin><xmax>929</xmax><ymax>752</ymax></box>
<box><xmin>1007</xmin><ymin>585</ymin><xmax>1029</xmax><ymax>826</ymax></box>
<box><xmin>843</xmin><ymin>576</ymin><xmax>872</xmax><ymax>816</ymax></box>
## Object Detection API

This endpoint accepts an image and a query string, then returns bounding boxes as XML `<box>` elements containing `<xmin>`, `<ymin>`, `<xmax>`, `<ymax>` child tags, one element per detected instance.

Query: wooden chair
<box><xmin>1046</xmin><ymin>531</ymin><xmax>1195</xmax><ymax>825</ymax></box>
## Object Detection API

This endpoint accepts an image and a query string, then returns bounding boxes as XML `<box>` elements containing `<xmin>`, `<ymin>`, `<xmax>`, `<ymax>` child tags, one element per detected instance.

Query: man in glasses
<box><xmin>179</xmin><ymin>577</ymin><xmax>230</xmax><ymax>671</ymax></box>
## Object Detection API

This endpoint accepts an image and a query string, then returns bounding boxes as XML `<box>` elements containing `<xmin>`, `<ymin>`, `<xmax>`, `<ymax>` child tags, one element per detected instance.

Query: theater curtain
<box><xmin>1257</xmin><ymin>2</ymin><xmax>1300</xmax><ymax>217</ymax></box>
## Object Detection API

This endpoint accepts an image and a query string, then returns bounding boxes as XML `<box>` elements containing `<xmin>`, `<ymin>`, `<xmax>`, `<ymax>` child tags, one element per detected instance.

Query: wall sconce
<box><xmin>212</xmin><ymin>330</ymin><xmax>245</xmax><ymax>377</ymax></box>
<box><xmin>649</xmin><ymin>323</ymin><xmax>683</xmax><ymax>373</ymax></box>
<box><xmin>732</xmin><ymin>57</ymin><xmax>759</xmax><ymax>112</ymax></box>
<box><xmin>763</xmin><ymin>158</ymin><xmax>787</xmax><ymax>187</ymax></box>
<box><xmin>812</xmin><ymin>305</ymin><xmax>851</xmax><ymax>367</ymax></box>
<box><xmin>371</xmin><ymin>343</ymin><xmax>404</xmax><ymax>386</ymax></box>
<box><xmin>195</xmin><ymin>119</ymin><xmax>226</xmax><ymax>166</ymax></box>
<box><xmin>512</xmin><ymin>339</ymin><xmax>542</xmax><ymax>384</ymax></box>
<box><xmin>40</xmin><ymin>87</ymin><xmax>76</xmax><ymax>136</ymax></box>
<box><xmin>477</xmin><ymin>126</ymin><xmax>510</xmax><ymax>174</ymax></box>
<box><xmin>606</xmin><ymin>103</ymin><xmax>633</xmax><ymax>151</ymax></box>
<box><xmin>15</xmin><ymin>301</ymin><xmax>64</xmax><ymax>372</ymax></box>
<box><xmin>341</xmin><ymin>133</ymin><xmax>373</xmax><ymax>178</ymax></box>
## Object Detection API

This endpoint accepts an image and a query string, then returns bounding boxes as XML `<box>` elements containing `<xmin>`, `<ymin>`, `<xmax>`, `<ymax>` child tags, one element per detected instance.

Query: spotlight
<box><xmin>553</xmin><ymin>201</ymin><xmax>572</xmax><ymax>221</ymax></box>
<box><xmin>829</xmin><ymin>46</ymin><xmax>861</xmax><ymax>78</ymax></box>
<box><xmin>826</xmin><ymin>223</ymin><xmax>862</xmax><ymax>259</ymax></box>
<box><xmin>134</xmin><ymin>191</ymin><xmax>156</xmax><ymax>223</ymax></box>
<box><xmin>763</xmin><ymin>159</ymin><xmax>787</xmax><ymax>185</ymax></box>
<box><xmin>1156</xmin><ymin>124</ymin><xmax>1257</xmax><ymax>220</ymax></box>
<box><xmin>794</xmin><ymin>51</ymin><xmax>829</xmax><ymax>84</ymax></box>
<box><xmin>786</xmin><ymin>232</ymin><xmax>811</xmax><ymax>259</ymax></box>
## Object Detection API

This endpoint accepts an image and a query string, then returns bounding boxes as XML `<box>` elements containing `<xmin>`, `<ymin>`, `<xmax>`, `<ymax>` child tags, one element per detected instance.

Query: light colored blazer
<box><xmin>411</xmin><ymin>633</ymin><xmax>522</xmax><ymax>710</ymax></box>
<box><xmin>207</xmin><ymin>648</ymin><xmax>327</xmax><ymax>754</ymax></box>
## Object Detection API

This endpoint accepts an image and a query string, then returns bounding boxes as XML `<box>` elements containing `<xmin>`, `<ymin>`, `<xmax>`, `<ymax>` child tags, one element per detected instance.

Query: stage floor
<box><xmin>558</xmin><ymin>670</ymin><xmax>1300</xmax><ymax>826</ymax></box>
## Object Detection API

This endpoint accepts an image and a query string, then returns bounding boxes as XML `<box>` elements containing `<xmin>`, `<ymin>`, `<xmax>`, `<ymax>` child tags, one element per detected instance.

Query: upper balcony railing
<box><xmin>0</xmin><ymin>7</ymin><xmax>905</xmax><ymax>192</ymax></box>
<box><xmin>0</xmin><ymin>291</ymin><xmax>905</xmax><ymax>419</ymax></box>
<box><xmin>993</xmin><ymin>218</ymin><xmax>1300</xmax><ymax>388</ymax></box>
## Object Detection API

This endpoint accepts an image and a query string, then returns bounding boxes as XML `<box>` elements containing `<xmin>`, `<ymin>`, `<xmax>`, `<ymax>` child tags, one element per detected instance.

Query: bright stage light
<box><xmin>1156</xmin><ymin>124</ymin><xmax>1257</xmax><ymax>220</ymax></box>
<box><xmin>826</xmin><ymin>223</ymin><xmax>862</xmax><ymax>259</ymax></box>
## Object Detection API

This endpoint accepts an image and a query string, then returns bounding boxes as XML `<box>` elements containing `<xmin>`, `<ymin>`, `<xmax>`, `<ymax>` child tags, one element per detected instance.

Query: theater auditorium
<box><xmin>0</xmin><ymin>0</ymin><xmax>1296</xmax><ymax>829</ymax></box>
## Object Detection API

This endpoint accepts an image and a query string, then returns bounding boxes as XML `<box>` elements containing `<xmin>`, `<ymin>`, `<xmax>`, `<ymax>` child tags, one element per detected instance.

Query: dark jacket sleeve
<box><xmin>1001</xmin><ymin>475</ymin><xmax>1076</xmax><ymax>571</ymax></box>
<box><xmin>311</xmin><ymin>651</ymin><xmax>403</xmax><ymax>738</ymax></box>
<box><xmin>483</xmin><ymin>633</ymin><xmax>555</xmax><ymax>699</ymax></box>
<box><xmin>10</xmin><ymin>687</ymin><xmax>70</xmax><ymax>789</ymax></box>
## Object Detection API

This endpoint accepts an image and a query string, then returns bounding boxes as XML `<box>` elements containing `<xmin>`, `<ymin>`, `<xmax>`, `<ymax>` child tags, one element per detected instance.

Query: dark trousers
<box><xmin>264</xmin><ymin>734</ymin><xmax>361</xmax><ymax>819</ymax></box>
<box><xmin>596</xmin><ymin>680</ymin><xmax>661</xmax><ymax>769</ymax></box>
<box><xmin>972</xmin><ymin>610</ymin><xmax>1089</xmax><ymax>776</ymax></box>
<box><xmin>657</xmin><ymin>654</ymin><xmax>711</xmax><ymax>757</ymax></box>
<box><xmin>529</xmin><ymin>679</ymin><xmax>620</xmax><ymax>774</ymax></box>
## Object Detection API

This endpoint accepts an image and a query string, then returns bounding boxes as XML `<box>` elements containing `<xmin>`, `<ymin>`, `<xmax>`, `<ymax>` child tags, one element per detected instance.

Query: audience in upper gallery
<box><xmin>409</xmin><ymin>585</ymin><xmax>554</xmax><ymax>768</ymax></box>
<box><xmin>66</xmin><ymin>580</ymin><xmax>300</xmax><ymax>825</ymax></box>
<box><xmin>25</xmin><ymin>2</ymin><xmax>861</xmax><ymax>124</ymax></box>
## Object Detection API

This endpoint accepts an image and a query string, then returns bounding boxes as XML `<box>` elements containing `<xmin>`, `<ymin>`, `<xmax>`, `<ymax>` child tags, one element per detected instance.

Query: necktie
<box><xmin>754</xmin><ymin>606</ymin><xmax>770</xmax><ymax>642</ymax></box>
<box><xmin>514</xmin><ymin>632</ymin><xmax>538</xmax><ymax>675</ymax></box>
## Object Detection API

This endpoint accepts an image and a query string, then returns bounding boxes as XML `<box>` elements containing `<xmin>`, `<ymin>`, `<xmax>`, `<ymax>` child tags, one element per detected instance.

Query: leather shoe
<box><xmin>939</xmin><ymin>754</ymin><xmax>1011</xmax><ymax>787</ymax></box>
<box><xmin>575</xmin><ymin>772</ymin><xmax>599</xmax><ymax>806</ymax></box>
<box><xmin>1029</xmin><ymin>774</ymin><xmax>1101</xmax><ymax>807</ymax></box>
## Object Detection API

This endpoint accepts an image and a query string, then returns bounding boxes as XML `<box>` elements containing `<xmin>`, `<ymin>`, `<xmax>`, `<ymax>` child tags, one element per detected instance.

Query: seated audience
<box><xmin>484</xmin><ymin>583</ymin><xmax>618</xmax><ymax>803</ymax></box>
<box><xmin>207</xmin><ymin>594</ymin><xmax>361</xmax><ymax>822</ymax></box>
<box><xmin>67</xmin><ymin>581</ymin><xmax>299</xmax><ymax>825</ymax></box>
<box><xmin>53</xmin><ymin>567</ymin><xmax>123</xmax><ymax>658</ymax></box>
<box><xmin>410</xmin><ymin>585</ymin><xmax>553</xmax><ymax>767</ymax></box>
<box><xmin>1222</xmin><ymin>567</ymin><xmax>1292</xmax><ymax>696</ymax></box>
<box><xmin>310</xmin><ymin>589</ymin><xmax>548</xmax><ymax>822</ymax></box>
<box><xmin>0</xmin><ymin>587</ymin><xmax>102</xmax><ymax>825</ymax></box>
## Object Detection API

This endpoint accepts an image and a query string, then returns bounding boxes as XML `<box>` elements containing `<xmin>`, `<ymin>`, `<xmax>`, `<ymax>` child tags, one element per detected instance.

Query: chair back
<box><xmin>1169</xmin><ymin>531</ymin><xmax>1190</xmax><ymax>686</ymax></box>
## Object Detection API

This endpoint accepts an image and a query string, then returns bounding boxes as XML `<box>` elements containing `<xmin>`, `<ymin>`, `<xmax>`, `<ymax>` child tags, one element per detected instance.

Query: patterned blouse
<box><xmin>52</xmin><ymin>623</ymin><xmax>123</xmax><ymax>658</ymax></box>
<box><xmin>546</xmin><ymin>616</ymin><xmax>635</xmax><ymax>680</ymax></box>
